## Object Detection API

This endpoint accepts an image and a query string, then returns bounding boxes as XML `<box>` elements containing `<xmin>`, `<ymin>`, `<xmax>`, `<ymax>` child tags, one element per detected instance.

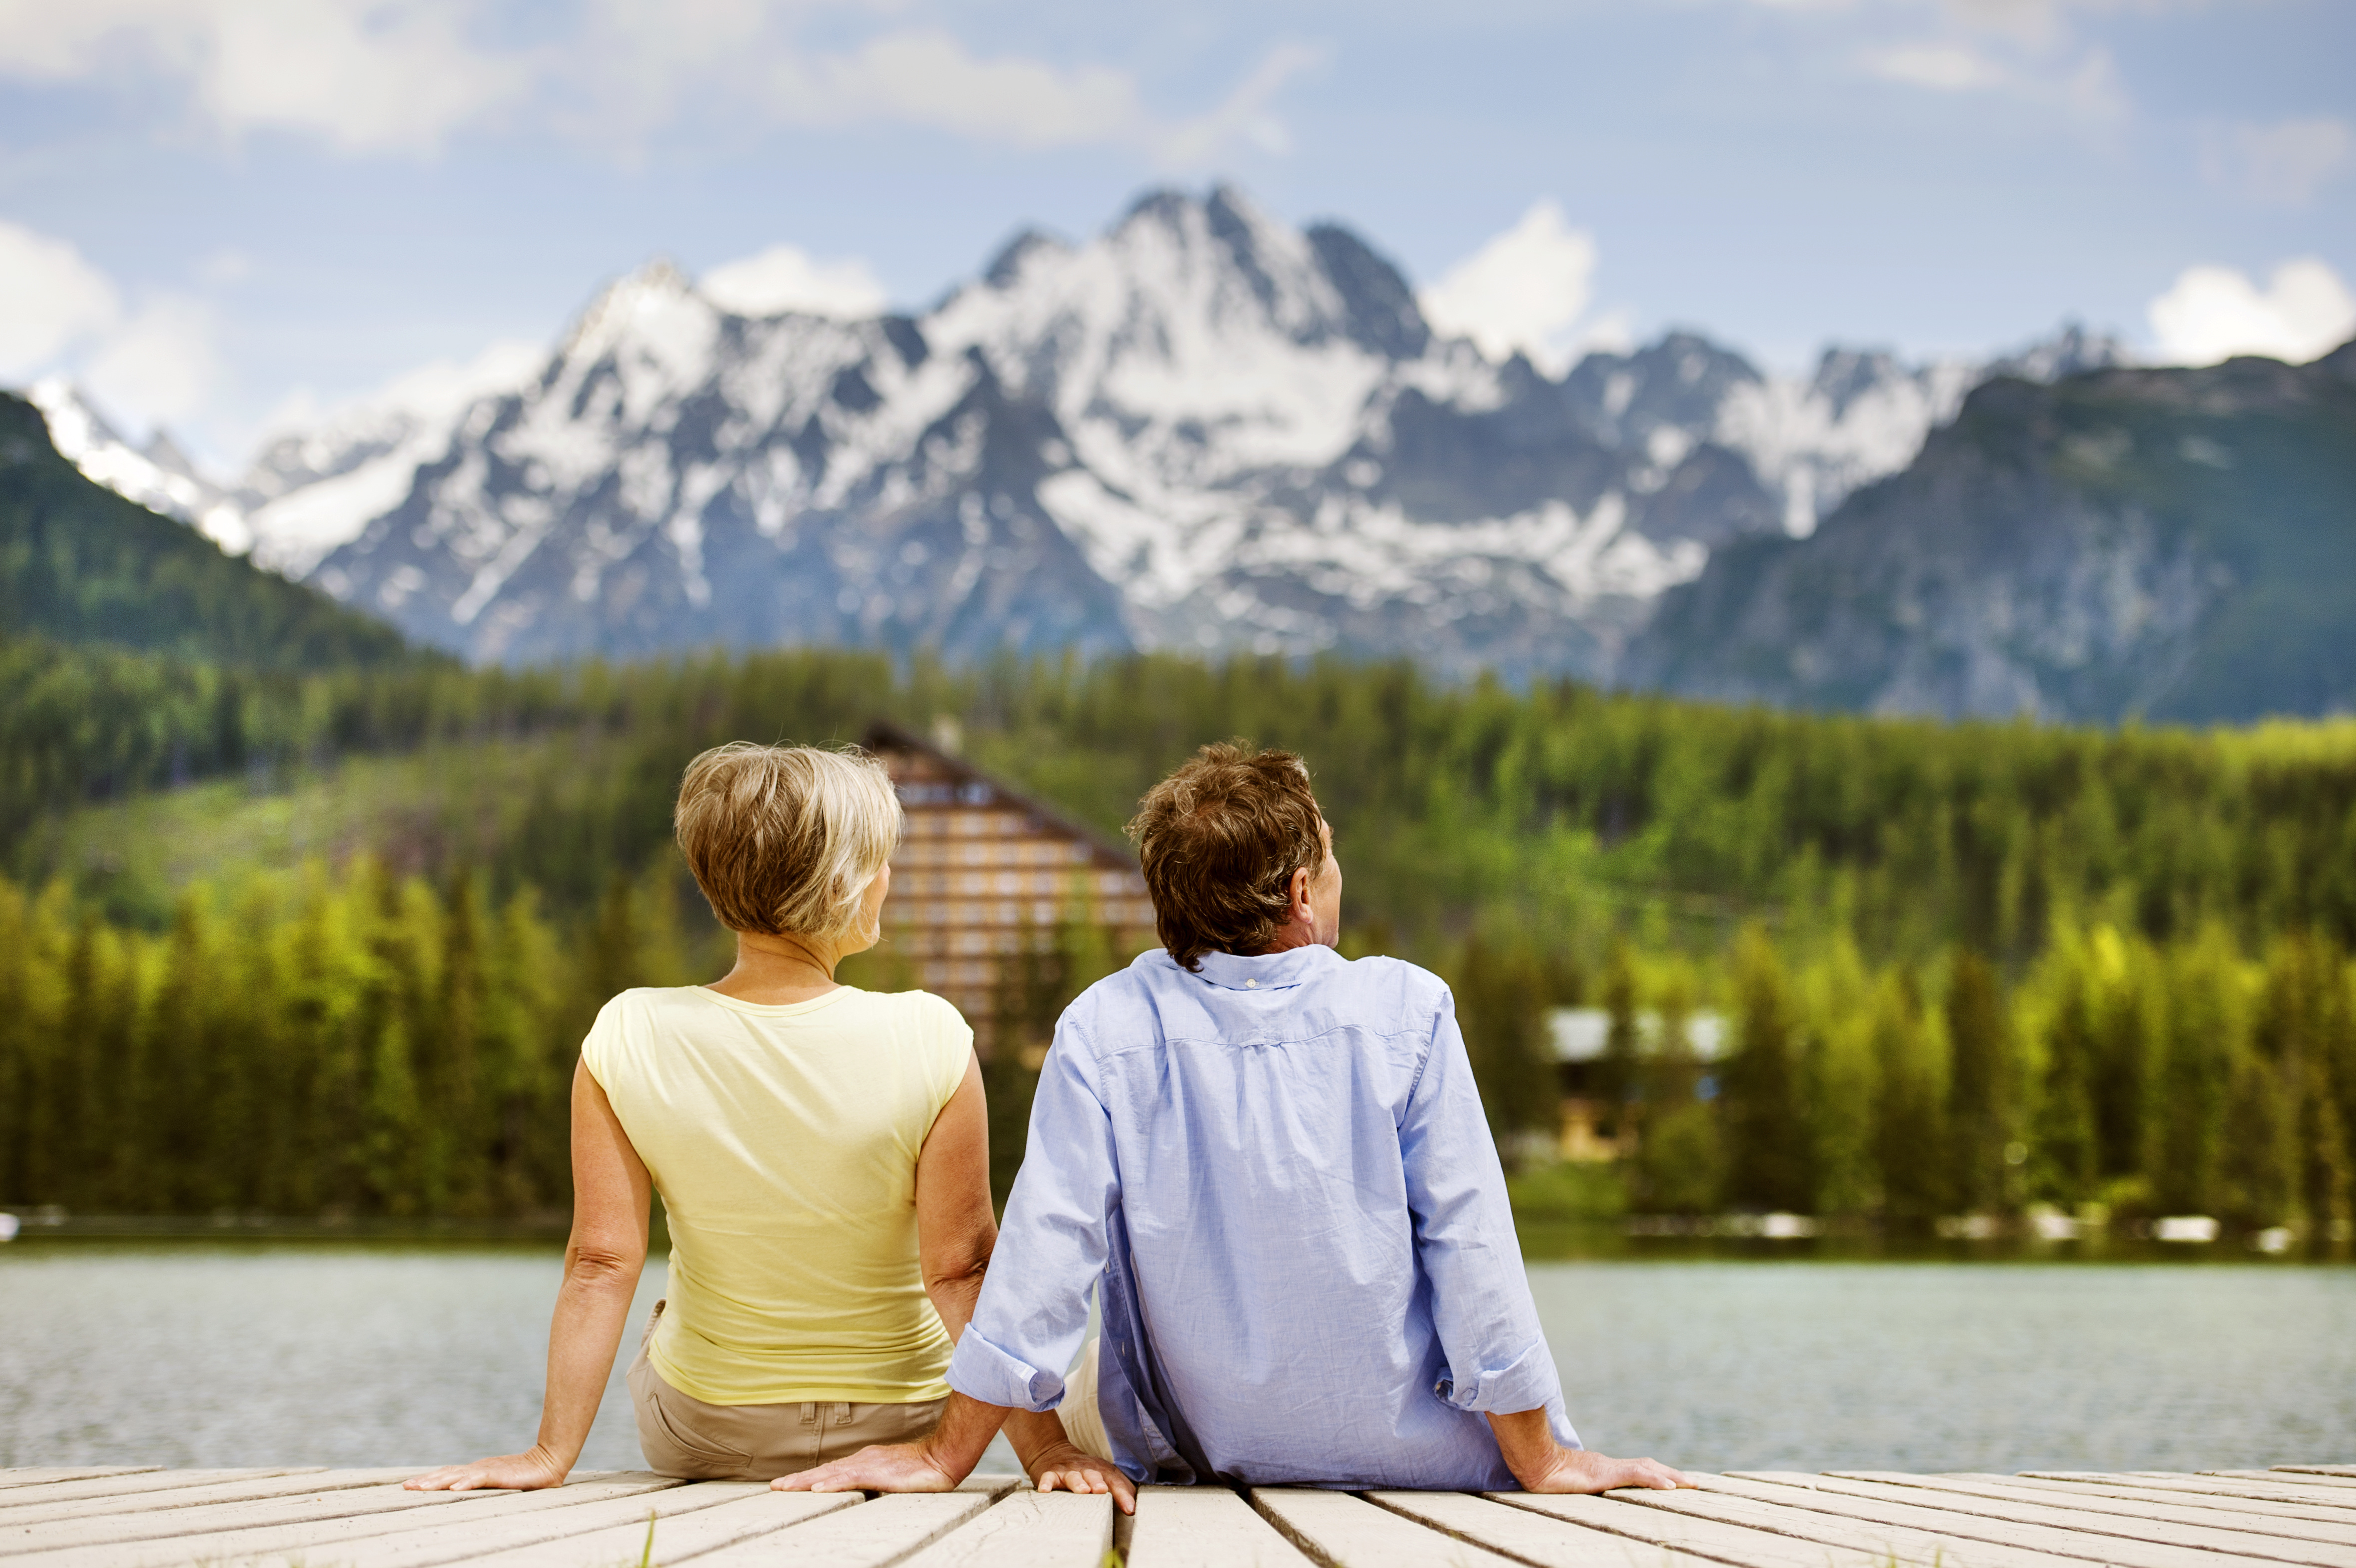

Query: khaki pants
<box><xmin>626</xmin><ymin>1302</ymin><xmax>946</xmax><ymax>1481</ymax></box>
<box><xmin>1059</xmin><ymin>1336</ymin><xmax>1114</xmax><ymax>1462</ymax></box>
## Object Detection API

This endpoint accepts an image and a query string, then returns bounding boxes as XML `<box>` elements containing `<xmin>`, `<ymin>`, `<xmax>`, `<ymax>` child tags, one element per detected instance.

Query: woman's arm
<box><xmin>407</xmin><ymin>1059</ymin><xmax>652</xmax><ymax>1491</ymax></box>
<box><xmin>915</xmin><ymin>1054</ymin><xmax>995</xmax><ymax>1343</ymax></box>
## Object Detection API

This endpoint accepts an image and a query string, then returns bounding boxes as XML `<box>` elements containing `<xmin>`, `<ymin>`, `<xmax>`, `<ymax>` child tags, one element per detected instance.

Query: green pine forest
<box><xmin>4</xmin><ymin>393</ymin><xmax>2354</xmax><ymax>1246</ymax></box>
<box><xmin>7</xmin><ymin>642</ymin><xmax>2355</xmax><ymax>1245</ymax></box>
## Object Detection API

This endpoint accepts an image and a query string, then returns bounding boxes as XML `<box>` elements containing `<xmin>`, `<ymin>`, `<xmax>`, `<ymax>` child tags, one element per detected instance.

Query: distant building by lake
<box><xmin>1547</xmin><ymin>1007</ymin><xmax>1727</xmax><ymax>1162</ymax></box>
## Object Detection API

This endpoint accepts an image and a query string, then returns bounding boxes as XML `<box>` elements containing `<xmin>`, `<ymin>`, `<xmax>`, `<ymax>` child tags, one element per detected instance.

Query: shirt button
<box><xmin>1244</xmin><ymin>978</ymin><xmax>1257</xmax><ymax>988</ymax></box>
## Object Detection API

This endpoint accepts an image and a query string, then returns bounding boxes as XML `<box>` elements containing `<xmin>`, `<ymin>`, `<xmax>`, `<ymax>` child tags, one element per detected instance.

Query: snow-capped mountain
<box><xmin>27</xmin><ymin>380</ymin><xmax>250</xmax><ymax>553</ymax></box>
<box><xmin>237</xmin><ymin>342</ymin><xmax>544</xmax><ymax>577</ymax></box>
<box><xmin>26</xmin><ymin>186</ymin><xmax>2131</xmax><ymax>677</ymax></box>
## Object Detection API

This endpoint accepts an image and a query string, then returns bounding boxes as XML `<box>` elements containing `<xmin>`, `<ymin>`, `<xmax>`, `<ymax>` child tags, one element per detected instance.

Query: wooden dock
<box><xmin>3</xmin><ymin>1463</ymin><xmax>2353</xmax><ymax>1568</ymax></box>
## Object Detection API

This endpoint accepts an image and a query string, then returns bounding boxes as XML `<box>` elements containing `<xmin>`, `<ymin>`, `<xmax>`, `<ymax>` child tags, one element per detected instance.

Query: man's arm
<box><xmin>1401</xmin><ymin>989</ymin><xmax>1692</xmax><ymax>1490</ymax></box>
<box><xmin>775</xmin><ymin>1020</ymin><xmax>1138</xmax><ymax>1512</ymax></box>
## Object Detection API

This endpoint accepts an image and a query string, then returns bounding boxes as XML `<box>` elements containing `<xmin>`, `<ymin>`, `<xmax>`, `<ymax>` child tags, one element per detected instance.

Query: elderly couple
<box><xmin>410</xmin><ymin>741</ymin><xmax>1686</xmax><ymax>1507</ymax></box>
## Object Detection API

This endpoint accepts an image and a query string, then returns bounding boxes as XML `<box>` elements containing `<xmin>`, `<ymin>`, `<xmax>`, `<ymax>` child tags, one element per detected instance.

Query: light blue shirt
<box><xmin>945</xmin><ymin>942</ymin><xmax>1578</xmax><ymax>1488</ymax></box>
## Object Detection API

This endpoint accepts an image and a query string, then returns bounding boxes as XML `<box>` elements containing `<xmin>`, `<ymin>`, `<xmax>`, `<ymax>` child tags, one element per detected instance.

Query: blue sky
<box><xmin>0</xmin><ymin>0</ymin><xmax>2349</xmax><ymax>466</ymax></box>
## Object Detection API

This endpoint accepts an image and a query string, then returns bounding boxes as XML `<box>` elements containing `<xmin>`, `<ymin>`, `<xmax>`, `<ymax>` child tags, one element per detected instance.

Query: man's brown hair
<box><xmin>1126</xmin><ymin>742</ymin><xmax>1323</xmax><ymax>972</ymax></box>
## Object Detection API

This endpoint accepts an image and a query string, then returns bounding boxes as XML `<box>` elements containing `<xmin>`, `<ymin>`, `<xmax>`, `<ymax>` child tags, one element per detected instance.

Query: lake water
<box><xmin>2</xmin><ymin>1246</ymin><xmax>2351</xmax><ymax>1475</ymax></box>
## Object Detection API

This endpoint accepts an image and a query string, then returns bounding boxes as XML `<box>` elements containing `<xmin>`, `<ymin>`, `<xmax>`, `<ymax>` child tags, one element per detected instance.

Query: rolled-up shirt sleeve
<box><xmin>945</xmin><ymin>1022</ymin><xmax>1119</xmax><ymax>1412</ymax></box>
<box><xmin>1399</xmin><ymin>990</ymin><xmax>1573</xmax><ymax>1429</ymax></box>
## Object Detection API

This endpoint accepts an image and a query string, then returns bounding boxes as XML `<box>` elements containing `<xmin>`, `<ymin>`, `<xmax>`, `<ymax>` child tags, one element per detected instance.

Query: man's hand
<box><xmin>1514</xmin><ymin>1446</ymin><xmax>1692</xmax><ymax>1494</ymax></box>
<box><xmin>405</xmin><ymin>1447</ymin><xmax>566</xmax><ymax>1491</ymax></box>
<box><xmin>1026</xmin><ymin>1438</ymin><xmax>1137</xmax><ymax>1515</ymax></box>
<box><xmin>772</xmin><ymin>1440</ymin><xmax>962</xmax><ymax>1495</ymax></box>
<box><xmin>1485</xmin><ymin>1407</ymin><xmax>1690</xmax><ymax>1493</ymax></box>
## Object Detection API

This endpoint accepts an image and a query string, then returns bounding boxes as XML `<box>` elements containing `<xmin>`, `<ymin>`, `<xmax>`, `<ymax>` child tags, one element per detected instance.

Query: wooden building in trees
<box><xmin>1547</xmin><ymin>1007</ymin><xmax>1727</xmax><ymax>1162</ymax></box>
<box><xmin>863</xmin><ymin>722</ymin><xmax>1155</xmax><ymax>1055</ymax></box>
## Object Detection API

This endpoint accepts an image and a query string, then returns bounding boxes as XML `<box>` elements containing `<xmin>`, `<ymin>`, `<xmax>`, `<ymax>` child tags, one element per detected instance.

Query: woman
<box><xmin>406</xmin><ymin>742</ymin><xmax>1108</xmax><ymax>1491</ymax></box>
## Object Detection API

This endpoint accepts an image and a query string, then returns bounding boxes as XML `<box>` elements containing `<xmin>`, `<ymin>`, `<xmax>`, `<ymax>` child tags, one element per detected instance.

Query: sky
<box><xmin>0</xmin><ymin>0</ymin><xmax>2351</xmax><ymax>469</ymax></box>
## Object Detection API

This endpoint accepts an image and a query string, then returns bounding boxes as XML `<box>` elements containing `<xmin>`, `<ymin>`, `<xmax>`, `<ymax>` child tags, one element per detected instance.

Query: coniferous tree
<box><xmin>2028</xmin><ymin>960</ymin><xmax>2099</xmax><ymax>1209</ymax></box>
<box><xmin>1945</xmin><ymin>949</ymin><xmax>2012</xmax><ymax>1214</ymax></box>
<box><xmin>1632</xmin><ymin>968</ymin><xmax>1720</xmax><ymax>1213</ymax></box>
<box><xmin>1873</xmin><ymin>972</ymin><xmax>1947</xmax><ymax>1224</ymax></box>
<box><xmin>1452</xmin><ymin>935</ymin><xmax>1558</xmax><ymax>1157</ymax></box>
<box><xmin>1598</xmin><ymin>940</ymin><xmax>1641</xmax><ymax>1141</ymax></box>
<box><xmin>0</xmin><ymin>880</ymin><xmax>30</xmax><ymax>1204</ymax></box>
<box><xmin>2152</xmin><ymin>930</ymin><xmax>2239</xmax><ymax>1215</ymax></box>
<box><xmin>1721</xmin><ymin>926</ymin><xmax>1812</xmax><ymax>1212</ymax></box>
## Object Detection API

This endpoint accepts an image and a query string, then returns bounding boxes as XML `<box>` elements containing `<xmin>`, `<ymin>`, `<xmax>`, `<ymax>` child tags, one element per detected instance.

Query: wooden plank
<box><xmin>1500</xmin><ymin>1486</ymin><xmax>2063</xmax><ymax>1568</ymax></box>
<box><xmin>2027</xmin><ymin>1476</ymin><xmax>2356</xmax><ymax>1513</ymax></box>
<box><xmin>1252</xmin><ymin>1488</ymin><xmax>1522</xmax><ymax>1568</ymax></box>
<box><xmin>457</xmin><ymin>1491</ymin><xmax>857</xmax><ymax>1568</ymax></box>
<box><xmin>2283</xmin><ymin>1472</ymin><xmax>2356</xmax><ymax>1481</ymax></box>
<box><xmin>0</xmin><ymin>1479</ymin><xmax>161</xmax><ymax>1496</ymax></box>
<box><xmin>0</xmin><ymin>1475</ymin><xmax>680</xmax><ymax>1568</ymax></box>
<box><xmin>1827</xmin><ymin>1474</ymin><xmax>2356</xmax><ymax>1547</ymax></box>
<box><xmin>1123</xmin><ymin>1486</ymin><xmax>1314</xmax><ymax>1568</ymax></box>
<box><xmin>896</xmin><ymin>1489</ymin><xmax>1112</xmax><ymax>1568</ymax></box>
<box><xmin>1739</xmin><ymin>1471</ymin><xmax>2356</xmax><ymax>1567</ymax></box>
<box><xmin>296</xmin><ymin>1480</ymin><xmax>764</xmax><ymax>1568</ymax></box>
<box><xmin>690</xmin><ymin>1494</ymin><xmax>996</xmax><ymax>1568</ymax></box>
<box><xmin>0</xmin><ymin>1476</ymin><xmax>320</xmax><ymax>1513</ymax></box>
<box><xmin>0</xmin><ymin>1472</ymin><xmax>402</xmax><ymax>1524</ymax></box>
<box><xmin>1985</xmin><ymin>1474</ymin><xmax>2356</xmax><ymax>1526</ymax></box>
<box><xmin>0</xmin><ymin>1470</ymin><xmax>432</xmax><ymax>1552</ymax></box>
<box><xmin>1708</xmin><ymin>1474</ymin><xmax>2319</xmax><ymax>1568</ymax></box>
<box><xmin>1371</xmin><ymin>1491</ymin><xmax>1730</xmax><ymax>1568</ymax></box>
<box><xmin>2215</xmin><ymin>1475</ymin><xmax>2356</xmax><ymax>1493</ymax></box>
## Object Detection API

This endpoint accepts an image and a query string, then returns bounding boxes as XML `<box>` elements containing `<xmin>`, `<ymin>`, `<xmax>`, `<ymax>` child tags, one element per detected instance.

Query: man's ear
<box><xmin>1288</xmin><ymin>864</ymin><xmax>1314</xmax><ymax>919</ymax></box>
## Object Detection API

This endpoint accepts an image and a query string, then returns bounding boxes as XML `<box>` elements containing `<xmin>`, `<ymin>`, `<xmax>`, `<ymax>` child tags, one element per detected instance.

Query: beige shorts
<box><xmin>1059</xmin><ymin>1336</ymin><xmax>1114</xmax><ymax>1462</ymax></box>
<box><xmin>625</xmin><ymin>1302</ymin><xmax>946</xmax><ymax>1481</ymax></box>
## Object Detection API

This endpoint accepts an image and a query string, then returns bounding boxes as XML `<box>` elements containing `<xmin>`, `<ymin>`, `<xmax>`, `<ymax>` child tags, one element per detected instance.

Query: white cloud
<box><xmin>1862</xmin><ymin>35</ymin><xmax>2123</xmax><ymax>118</ymax></box>
<box><xmin>1417</xmin><ymin>200</ymin><xmax>1609</xmax><ymax>375</ymax></box>
<box><xmin>0</xmin><ymin>0</ymin><xmax>524</xmax><ymax>153</ymax></box>
<box><xmin>1152</xmin><ymin>42</ymin><xmax>1325</xmax><ymax>167</ymax></box>
<box><xmin>2201</xmin><ymin>117</ymin><xmax>2355</xmax><ymax>207</ymax></box>
<box><xmin>83</xmin><ymin>295</ymin><xmax>220</xmax><ymax>424</ymax></box>
<box><xmin>0</xmin><ymin>1</ymin><xmax>1313</xmax><ymax>166</ymax></box>
<box><xmin>0</xmin><ymin>217</ymin><xmax>224</xmax><ymax>432</ymax></box>
<box><xmin>796</xmin><ymin>29</ymin><xmax>1147</xmax><ymax>149</ymax></box>
<box><xmin>0</xmin><ymin>220</ymin><xmax>121</xmax><ymax>374</ymax></box>
<box><xmin>2148</xmin><ymin>259</ymin><xmax>2356</xmax><ymax>367</ymax></box>
<box><xmin>700</xmin><ymin>245</ymin><xmax>890</xmax><ymax>319</ymax></box>
<box><xmin>1867</xmin><ymin>42</ymin><xmax>2009</xmax><ymax>91</ymax></box>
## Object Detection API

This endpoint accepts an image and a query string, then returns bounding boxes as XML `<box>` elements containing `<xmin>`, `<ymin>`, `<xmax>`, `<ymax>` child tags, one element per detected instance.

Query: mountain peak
<box><xmin>1985</xmin><ymin>320</ymin><xmax>2136</xmax><ymax>384</ymax></box>
<box><xmin>560</xmin><ymin>256</ymin><xmax>706</xmax><ymax>359</ymax></box>
<box><xmin>982</xmin><ymin>227</ymin><xmax>1070</xmax><ymax>288</ymax></box>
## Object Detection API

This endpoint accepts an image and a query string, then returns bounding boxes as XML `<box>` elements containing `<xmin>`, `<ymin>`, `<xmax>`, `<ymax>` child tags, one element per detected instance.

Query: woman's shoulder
<box><xmin>844</xmin><ymin>986</ymin><xmax>972</xmax><ymax>1039</ymax></box>
<box><xmin>597</xmin><ymin>984</ymin><xmax>722</xmax><ymax>1023</ymax></box>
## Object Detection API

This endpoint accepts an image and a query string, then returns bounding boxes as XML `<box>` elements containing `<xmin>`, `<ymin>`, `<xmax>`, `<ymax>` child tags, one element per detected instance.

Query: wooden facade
<box><xmin>863</xmin><ymin>723</ymin><xmax>1155</xmax><ymax>1052</ymax></box>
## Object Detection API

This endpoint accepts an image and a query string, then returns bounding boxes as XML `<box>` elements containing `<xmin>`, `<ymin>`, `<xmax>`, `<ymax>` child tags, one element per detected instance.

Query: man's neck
<box><xmin>1255</xmin><ymin>921</ymin><xmax>1327</xmax><ymax>954</ymax></box>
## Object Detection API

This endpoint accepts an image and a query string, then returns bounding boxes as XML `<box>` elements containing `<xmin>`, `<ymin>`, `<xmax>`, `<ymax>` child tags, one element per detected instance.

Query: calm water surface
<box><xmin>2</xmin><ymin>1247</ymin><xmax>2350</xmax><ymax>1473</ymax></box>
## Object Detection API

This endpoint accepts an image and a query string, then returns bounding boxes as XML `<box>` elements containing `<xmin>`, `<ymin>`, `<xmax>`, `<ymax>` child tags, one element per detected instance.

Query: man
<box><xmin>784</xmin><ymin>744</ymin><xmax>1688</xmax><ymax>1508</ymax></box>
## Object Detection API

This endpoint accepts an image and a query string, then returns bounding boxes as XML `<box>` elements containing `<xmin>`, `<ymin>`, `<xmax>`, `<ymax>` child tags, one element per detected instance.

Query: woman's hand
<box><xmin>772</xmin><ymin>1440</ymin><xmax>961</xmax><ymax>1495</ymax></box>
<box><xmin>405</xmin><ymin>1445</ymin><xmax>568</xmax><ymax>1491</ymax></box>
<box><xmin>1026</xmin><ymin>1438</ymin><xmax>1136</xmax><ymax>1514</ymax></box>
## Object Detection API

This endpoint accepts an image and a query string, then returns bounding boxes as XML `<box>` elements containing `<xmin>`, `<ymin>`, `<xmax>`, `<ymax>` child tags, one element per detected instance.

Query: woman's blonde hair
<box><xmin>673</xmin><ymin>743</ymin><xmax>903</xmax><ymax>939</ymax></box>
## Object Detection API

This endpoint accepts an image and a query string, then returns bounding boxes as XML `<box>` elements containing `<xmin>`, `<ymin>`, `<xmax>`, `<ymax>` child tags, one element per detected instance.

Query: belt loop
<box><xmin>799</xmin><ymin>1403</ymin><xmax>819</xmax><ymax>1428</ymax></box>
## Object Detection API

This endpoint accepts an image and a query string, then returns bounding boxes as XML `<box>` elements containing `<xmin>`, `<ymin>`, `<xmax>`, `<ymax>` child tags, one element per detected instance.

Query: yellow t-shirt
<box><xmin>580</xmin><ymin>984</ymin><xmax>972</xmax><ymax>1406</ymax></box>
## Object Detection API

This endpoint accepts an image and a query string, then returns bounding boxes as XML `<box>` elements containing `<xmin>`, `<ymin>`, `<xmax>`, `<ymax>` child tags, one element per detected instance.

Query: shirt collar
<box><xmin>1186</xmin><ymin>943</ymin><xmax>1343</xmax><ymax>992</ymax></box>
